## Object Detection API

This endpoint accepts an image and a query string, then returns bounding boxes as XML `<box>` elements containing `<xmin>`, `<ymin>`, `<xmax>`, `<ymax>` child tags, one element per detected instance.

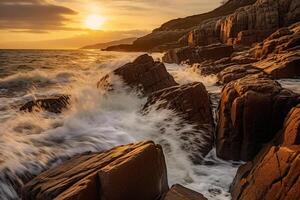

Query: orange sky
<box><xmin>0</xmin><ymin>0</ymin><xmax>222</xmax><ymax>49</ymax></box>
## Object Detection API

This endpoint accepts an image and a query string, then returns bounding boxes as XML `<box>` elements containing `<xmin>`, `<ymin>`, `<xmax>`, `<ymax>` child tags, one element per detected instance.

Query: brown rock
<box><xmin>217</xmin><ymin>64</ymin><xmax>266</xmax><ymax>84</ymax></box>
<box><xmin>143</xmin><ymin>82</ymin><xmax>214</xmax><ymax>161</ymax></box>
<box><xmin>22</xmin><ymin>141</ymin><xmax>169</xmax><ymax>200</ymax></box>
<box><xmin>231</xmin><ymin>145</ymin><xmax>300</xmax><ymax>200</ymax></box>
<box><xmin>98</xmin><ymin>54</ymin><xmax>177</xmax><ymax>94</ymax></box>
<box><xmin>278</xmin><ymin>105</ymin><xmax>300</xmax><ymax>145</ymax></box>
<box><xmin>216</xmin><ymin>76</ymin><xmax>300</xmax><ymax>161</ymax></box>
<box><xmin>20</xmin><ymin>95</ymin><xmax>70</xmax><ymax>113</ymax></box>
<box><xmin>162</xmin><ymin>184</ymin><xmax>207</xmax><ymax>200</ymax></box>
<box><xmin>162</xmin><ymin>43</ymin><xmax>234</xmax><ymax>64</ymax></box>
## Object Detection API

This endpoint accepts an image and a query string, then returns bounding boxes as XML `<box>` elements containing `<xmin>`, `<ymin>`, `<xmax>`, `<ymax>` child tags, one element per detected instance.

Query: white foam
<box><xmin>0</xmin><ymin>50</ymin><xmax>237</xmax><ymax>200</ymax></box>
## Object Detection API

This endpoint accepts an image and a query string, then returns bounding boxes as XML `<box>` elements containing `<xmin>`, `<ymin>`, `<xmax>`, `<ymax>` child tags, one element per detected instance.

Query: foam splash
<box><xmin>0</xmin><ymin>50</ymin><xmax>238</xmax><ymax>200</ymax></box>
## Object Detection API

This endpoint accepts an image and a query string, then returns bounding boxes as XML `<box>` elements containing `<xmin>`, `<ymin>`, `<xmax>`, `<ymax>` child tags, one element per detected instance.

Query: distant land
<box><xmin>80</xmin><ymin>37</ymin><xmax>137</xmax><ymax>49</ymax></box>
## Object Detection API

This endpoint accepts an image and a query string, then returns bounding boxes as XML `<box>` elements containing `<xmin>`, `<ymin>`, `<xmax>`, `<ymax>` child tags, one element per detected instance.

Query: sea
<box><xmin>0</xmin><ymin>49</ymin><xmax>299</xmax><ymax>200</ymax></box>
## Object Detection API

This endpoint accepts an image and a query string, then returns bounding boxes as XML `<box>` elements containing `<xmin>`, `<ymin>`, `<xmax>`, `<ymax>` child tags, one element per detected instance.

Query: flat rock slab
<box><xmin>162</xmin><ymin>184</ymin><xmax>207</xmax><ymax>200</ymax></box>
<box><xmin>22</xmin><ymin>141</ymin><xmax>168</xmax><ymax>200</ymax></box>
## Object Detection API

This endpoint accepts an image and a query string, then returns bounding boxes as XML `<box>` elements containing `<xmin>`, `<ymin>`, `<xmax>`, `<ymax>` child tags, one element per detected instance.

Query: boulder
<box><xmin>217</xmin><ymin>64</ymin><xmax>266</xmax><ymax>84</ymax></box>
<box><xmin>162</xmin><ymin>184</ymin><xmax>207</xmax><ymax>200</ymax></box>
<box><xmin>22</xmin><ymin>141</ymin><xmax>169</xmax><ymax>200</ymax></box>
<box><xmin>162</xmin><ymin>43</ymin><xmax>234</xmax><ymax>64</ymax></box>
<box><xmin>20</xmin><ymin>95</ymin><xmax>70</xmax><ymax>113</ymax></box>
<box><xmin>98</xmin><ymin>54</ymin><xmax>177</xmax><ymax>94</ymax></box>
<box><xmin>278</xmin><ymin>105</ymin><xmax>300</xmax><ymax>145</ymax></box>
<box><xmin>216</xmin><ymin>76</ymin><xmax>300</xmax><ymax>161</ymax></box>
<box><xmin>143</xmin><ymin>82</ymin><xmax>214</xmax><ymax>161</ymax></box>
<box><xmin>231</xmin><ymin>145</ymin><xmax>300</xmax><ymax>200</ymax></box>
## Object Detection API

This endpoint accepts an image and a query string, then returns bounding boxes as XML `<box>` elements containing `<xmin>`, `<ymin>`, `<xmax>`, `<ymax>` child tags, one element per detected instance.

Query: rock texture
<box><xmin>22</xmin><ymin>141</ymin><xmax>169</xmax><ymax>200</ymax></box>
<box><xmin>162</xmin><ymin>184</ymin><xmax>208</xmax><ymax>200</ymax></box>
<box><xmin>162</xmin><ymin>43</ymin><xmax>234</xmax><ymax>64</ymax></box>
<box><xmin>143</xmin><ymin>82</ymin><xmax>214</xmax><ymax>161</ymax></box>
<box><xmin>98</xmin><ymin>54</ymin><xmax>177</xmax><ymax>94</ymax></box>
<box><xmin>20</xmin><ymin>95</ymin><xmax>70</xmax><ymax>113</ymax></box>
<box><xmin>231</xmin><ymin>145</ymin><xmax>300</xmax><ymax>200</ymax></box>
<box><xmin>279</xmin><ymin>105</ymin><xmax>300</xmax><ymax>145</ymax></box>
<box><xmin>190</xmin><ymin>0</ymin><xmax>300</xmax><ymax>47</ymax></box>
<box><xmin>217</xmin><ymin>64</ymin><xmax>266</xmax><ymax>84</ymax></box>
<box><xmin>251</xmin><ymin>22</ymin><xmax>300</xmax><ymax>78</ymax></box>
<box><xmin>216</xmin><ymin>76</ymin><xmax>300</xmax><ymax>161</ymax></box>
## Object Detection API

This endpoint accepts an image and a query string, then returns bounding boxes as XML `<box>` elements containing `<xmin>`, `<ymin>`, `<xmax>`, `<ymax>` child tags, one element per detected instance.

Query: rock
<box><xmin>249</xmin><ymin>23</ymin><xmax>300</xmax><ymax>78</ymax></box>
<box><xmin>98</xmin><ymin>54</ymin><xmax>177</xmax><ymax>94</ymax></box>
<box><xmin>143</xmin><ymin>82</ymin><xmax>214</xmax><ymax>161</ymax></box>
<box><xmin>278</xmin><ymin>105</ymin><xmax>300</xmax><ymax>145</ymax></box>
<box><xmin>162</xmin><ymin>43</ymin><xmax>234</xmax><ymax>64</ymax></box>
<box><xmin>216</xmin><ymin>76</ymin><xmax>300</xmax><ymax>161</ymax></box>
<box><xmin>20</xmin><ymin>95</ymin><xmax>70</xmax><ymax>113</ymax></box>
<box><xmin>22</xmin><ymin>141</ymin><xmax>169</xmax><ymax>200</ymax></box>
<box><xmin>251</xmin><ymin>22</ymin><xmax>300</xmax><ymax>59</ymax></box>
<box><xmin>220</xmin><ymin>0</ymin><xmax>299</xmax><ymax>45</ymax></box>
<box><xmin>217</xmin><ymin>64</ymin><xmax>266</xmax><ymax>84</ymax></box>
<box><xmin>231</xmin><ymin>145</ymin><xmax>300</xmax><ymax>200</ymax></box>
<box><xmin>162</xmin><ymin>184</ymin><xmax>208</xmax><ymax>200</ymax></box>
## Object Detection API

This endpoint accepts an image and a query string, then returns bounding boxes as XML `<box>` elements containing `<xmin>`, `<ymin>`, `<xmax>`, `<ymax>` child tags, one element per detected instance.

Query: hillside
<box><xmin>81</xmin><ymin>37</ymin><xmax>136</xmax><ymax>49</ymax></box>
<box><xmin>104</xmin><ymin>0</ymin><xmax>256</xmax><ymax>52</ymax></box>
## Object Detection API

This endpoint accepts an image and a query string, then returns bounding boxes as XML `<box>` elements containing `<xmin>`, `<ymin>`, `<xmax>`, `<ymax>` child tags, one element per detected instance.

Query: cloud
<box><xmin>0</xmin><ymin>0</ymin><xmax>77</xmax><ymax>31</ymax></box>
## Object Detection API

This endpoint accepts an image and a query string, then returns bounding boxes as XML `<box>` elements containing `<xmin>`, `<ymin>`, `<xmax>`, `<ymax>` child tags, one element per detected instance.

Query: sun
<box><xmin>85</xmin><ymin>14</ymin><xmax>106</xmax><ymax>30</ymax></box>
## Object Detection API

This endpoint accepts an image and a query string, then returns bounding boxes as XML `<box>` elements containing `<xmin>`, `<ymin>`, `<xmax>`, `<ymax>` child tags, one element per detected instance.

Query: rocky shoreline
<box><xmin>19</xmin><ymin>0</ymin><xmax>300</xmax><ymax>199</ymax></box>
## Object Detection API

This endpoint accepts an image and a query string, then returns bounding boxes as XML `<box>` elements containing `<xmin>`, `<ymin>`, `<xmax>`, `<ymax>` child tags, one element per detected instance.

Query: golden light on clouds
<box><xmin>84</xmin><ymin>14</ymin><xmax>106</xmax><ymax>30</ymax></box>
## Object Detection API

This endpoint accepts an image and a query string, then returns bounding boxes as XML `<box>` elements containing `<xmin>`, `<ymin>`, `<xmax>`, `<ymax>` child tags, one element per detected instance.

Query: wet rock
<box><xmin>231</xmin><ymin>145</ymin><xmax>300</xmax><ymax>200</ymax></box>
<box><xmin>20</xmin><ymin>95</ymin><xmax>70</xmax><ymax>114</ymax></box>
<box><xmin>162</xmin><ymin>43</ymin><xmax>234</xmax><ymax>64</ymax></box>
<box><xmin>278</xmin><ymin>104</ymin><xmax>300</xmax><ymax>145</ymax></box>
<box><xmin>144</xmin><ymin>82</ymin><xmax>214</xmax><ymax>160</ymax></box>
<box><xmin>216</xmin><ymin>76</ymin><xmax>300</xmax><ymax>161</ymax></box>
<box><xmin>22</xmin><ymin>141</ymin><xmax>169</xmax><ymax>200</ymax></box>
<box><xmin>162</xmin><ymin>184</ymin><xmax>208</xmax><ymax>200</ymax></box>
<box><xmin>98</xmin><ymin>54</ymin><xmax>177</xmax><ymax>94</ymax></box>
<box><xmin>217</xmin><ymin>64</ymin><xmax>267</xmax><ymax>84</ymax></box>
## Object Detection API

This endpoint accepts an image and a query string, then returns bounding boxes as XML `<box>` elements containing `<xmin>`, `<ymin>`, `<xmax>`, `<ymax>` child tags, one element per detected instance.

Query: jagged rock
<box><xmin>217</xmin><ymin>64</ymin><xmax>266</xmax><ymax>84</ymax></box>
<box><xmin>162</xmin><ymin>184</ymin><xmax>208</xmax><ymax>200</ymax></box>
<box><xmin>278</xmin><ymin>105</ymin><xmax>300</xmax><ymax>145</ymax></box>
<box><xmin>231</xmin><ymin>145</ymin><xmax>300</xmax><ymax>200</ymax></box>
<box><xmin>216</xmin><ymin>76</ymin><xmax>300</xmax><ymax>161</ymax></box>
<box><xmin>22</xmin><ymin>141</ymin><xmax>169</xmax><ymax>200</ymax></box>
<box><xmin>143</xmin><ymin>82</ymin><xmax>214</xmax><ymax>161</ymax></box>
<box><xmin>20</xmin><ymin>95</ymin><xmax>70</xmax><ymax>113</ymax></box>
<box><xmin>98</xmin><ymin>54</ymin><xmax>177</xmax><ymax>94</ymax></box>
<box><xmin>162</xmin><ymin>43</ymin><xmax>234</xmax><ymax>64</ymax></box>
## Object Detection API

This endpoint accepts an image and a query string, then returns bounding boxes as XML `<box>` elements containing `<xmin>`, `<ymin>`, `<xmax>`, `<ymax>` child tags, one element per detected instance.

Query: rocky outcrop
<box><xmin>143</xmin><ymin>82</ymin><xmax>214</xmax><ymax>161</ymax></box>
<box><xmin>162</xmin><ymin>184</ymin><xmax>208</xmax><ymax>200</ymax></box>
<box><xmin>22</xmin><ymin>141</ymin><xmax>169</xmax><ymax>200</ymax></box>
<box><xmin>190</xmin><ymin>0</ymin><xmax>300</xmax><ymax>47</ymax></box>
<box><xmin>105</xmin><ymin>0</ymin><xmax>256</xmax><ymax>52</ymax></box>
<box><xmin>216</xmin><ymin>76</ymin><xmax>300</xmax><ymax>161</ymax></box>
<box><xmin>98</xmin><ymin>54</ymin><xmax>177</xmax><ymax>94</ymax></box>
<box><xmin>20</xmin><ymin>95</ymin><xmax>70</xmax><ymax>113</ymax></box>
<box><xmin>217</xmin><ymin>64</ymin><xmax>266</xmax><ymax>84</ymax></box>
<box><xmin>250</xmin><ymin>23</ymin><xmax>300</xmax><ymax>78</ymax></box>
<box><xmin>231</xmin><ymin>145</ymin><xmax>300</xmax><ymax>200</ymax></box>
<box><xmin>162</xmin><ymin>43</ymin><xmax>234</xmax><ymax>64</ymax></box>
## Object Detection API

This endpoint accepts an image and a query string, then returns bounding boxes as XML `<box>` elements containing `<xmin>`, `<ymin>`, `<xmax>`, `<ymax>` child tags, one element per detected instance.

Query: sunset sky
<box><xmin>0</xmin><ymin>0</ymin><xmax>223</xmax><ymax>49</ymax></box>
